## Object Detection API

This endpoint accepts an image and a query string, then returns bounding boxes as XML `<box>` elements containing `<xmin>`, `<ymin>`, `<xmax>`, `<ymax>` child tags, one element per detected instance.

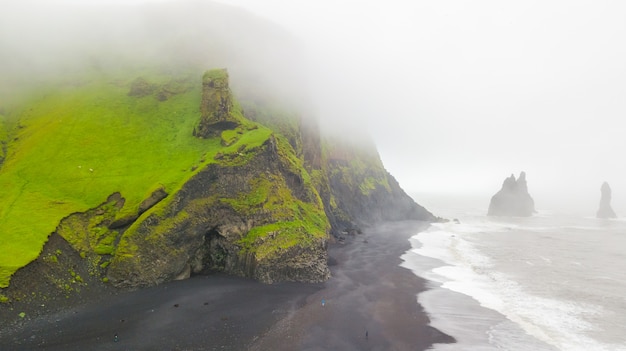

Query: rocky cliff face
<box><xmin>108</xmin><ymin>134</ymin><xmax>330</xmax><ymax>287</ymax></box>
<box><xmin>597</xmin><ymin>182</ymin><xmax>617</xmax><ymax>219</ymax></box>
<box><xmin>0</xmin><ymin>1</ymin><xmax>437</xmax><ymax>322</ymax></box>
<box><xmin>321</xmin><ymin>139</ymin><xmax>436</xmax><ymax>231</ymax></box>
<box><xmin>241</xmin><ymin>102</ymin><xmax>437</xmax><ymax>235</ymax></box>
<box><xmin>106</xmin><ymin>70</ymin><xmax>331</xmax><ymax>287</ymax></box>
<box><xmin>104</xmin><ymin>70</ymin><xmax>435</xmax><ymax>287</ymax></box>
<box><xmin>0</xmin><ymin>69</ymin><xmax>435</xmax><ymax>310</ymax></box>
<box><xmin>488</xmin><ymin>172</ymin><xmax>535</xmax><ymax>217</ymax></box>
<box><xmin>194</xmin><ymin>69</ymin><xmax>241</xmax><ymax>138</ymax></box>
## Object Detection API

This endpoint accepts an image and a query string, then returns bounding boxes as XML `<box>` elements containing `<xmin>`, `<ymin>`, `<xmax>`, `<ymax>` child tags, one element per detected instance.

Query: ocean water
<box><xmin>402</xmin><ymin>195</ymin><xmax>626</xmax><ymax>351</ymax></box>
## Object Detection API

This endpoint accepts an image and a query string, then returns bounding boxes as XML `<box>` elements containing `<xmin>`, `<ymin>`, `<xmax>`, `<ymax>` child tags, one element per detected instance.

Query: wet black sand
<box><xmin>0</xmin><ymin>220</ymin><xmax>453</xmax><ymax>350</ymax></box>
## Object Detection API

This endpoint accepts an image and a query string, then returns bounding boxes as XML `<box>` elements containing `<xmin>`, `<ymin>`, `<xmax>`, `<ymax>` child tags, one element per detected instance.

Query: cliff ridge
<box><xmin>0</xmin><ymin>69</ymin><xmax>434</xmax><ymax>318</ymax></box>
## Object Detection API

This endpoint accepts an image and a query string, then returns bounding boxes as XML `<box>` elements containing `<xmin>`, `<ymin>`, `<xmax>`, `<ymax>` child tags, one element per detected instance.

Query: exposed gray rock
<box><xmin>597</xmin><ymin>182</ymin><xmax>617</xmax><ymax>218</ymax></box>
<box><xmin>107</xmin><ymin>137</ymin><xmax>330</xmax><ymax>288</ymax></box>
<box><xmin>488</xmin><ymin>172</ymin><xmax>535</xmax><ymax>217</ymax></box>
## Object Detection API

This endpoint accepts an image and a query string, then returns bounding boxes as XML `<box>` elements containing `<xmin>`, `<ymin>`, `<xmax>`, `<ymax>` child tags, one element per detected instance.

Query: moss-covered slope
<box><xmin>243</xmin><ymin>100</ymin><xmax>437</xmax><ymax>233</ymax></box>
<box><xmin>0</xmin><ymin>69</ymin><xmax>434</xmax><ymax>308</ymax></box>
<box><xmin>0</xmin><ymin>72</ymin><xmax>210</xmax><ymax>288</ymax></box>
<box><xmin>108</xmin><ymin>132</ymin><xmax>329</xmax><ymax>287</ymax></box>
<box><xmin>0</xmin><ymin>69</ymin><xmax>332</xmax><ymax>293</ymax></box>
<box><xmin>322</xmin><ymin>138</ymin><xmax>436</xmax><ymax>230</ymax></box>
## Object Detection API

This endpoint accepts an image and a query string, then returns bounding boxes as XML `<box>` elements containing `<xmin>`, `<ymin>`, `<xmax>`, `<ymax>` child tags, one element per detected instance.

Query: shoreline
<box><xmin>250</xmin><ymin>220</ymin><xmax>454</xmax><ymax>350</ymax></box>
<box><xmin>0</xmin><ymin>220</ymin><xmax>453</xmax><ymax>350</ymax></box>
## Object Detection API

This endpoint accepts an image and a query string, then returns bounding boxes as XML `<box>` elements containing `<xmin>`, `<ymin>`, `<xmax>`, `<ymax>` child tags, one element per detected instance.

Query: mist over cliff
<box><xmin>0</xmin><ymin>0</ymin><xmax>434</xmax><ymax>316</ymax></box>
<box><xmin>206</xmin><ymin>0</ymin><xmax>626</xmax><ymax>215</ymax></box>
<box><xmin>0</xmin><ymin>1</ymin><xmax>311</xmax><ymax>113</ymax></box>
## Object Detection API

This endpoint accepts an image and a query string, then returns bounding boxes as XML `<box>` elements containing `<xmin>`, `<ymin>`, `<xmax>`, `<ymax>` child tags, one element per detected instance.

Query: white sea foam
<box><xmin>405</xmin><ymin>222</ymin><xmax>625</xmax><ymax>351</ymax></box>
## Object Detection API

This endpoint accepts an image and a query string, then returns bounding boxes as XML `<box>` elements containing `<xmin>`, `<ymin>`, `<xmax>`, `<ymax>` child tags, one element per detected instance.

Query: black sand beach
<box><xmin>0</xmin><ymin>220</ymin><xmax>453</xmax><ymax>350</ymax></box>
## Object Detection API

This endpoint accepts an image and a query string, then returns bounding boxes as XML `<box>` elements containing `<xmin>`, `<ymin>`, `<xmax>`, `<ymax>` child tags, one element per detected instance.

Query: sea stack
<box><xmin>597</xmin><ymin>182</ymin><xmax>617</xmax><ymax>218</ymax></box>
<box><xmin>487</xmin><ymin>172</ymin><xmax>535</xmax><ymax>217</ymax></box>
<box><xmin>193</xmin><ymin>69</ymin><xmax>240</xmax><ymax>138</ymax></box>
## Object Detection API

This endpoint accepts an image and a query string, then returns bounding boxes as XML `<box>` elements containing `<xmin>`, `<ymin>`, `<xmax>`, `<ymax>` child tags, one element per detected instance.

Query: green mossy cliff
<box><xmin>108</xmin><ymin>131</ymin><xmax>330</xmax><ymax>287</ymax></box>
<box><xmin>194</xmin><ymin>69</ymin><xmax>242</xmax><ymax>138</ymax></box>
<box><xmin>0</xmin><ymin>69</ymin><xmax>434</xmax><ymax>313</ymax></box>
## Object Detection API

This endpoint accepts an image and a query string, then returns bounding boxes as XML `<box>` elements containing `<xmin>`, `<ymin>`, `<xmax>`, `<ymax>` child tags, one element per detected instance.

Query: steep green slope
<box><xmin>242</xmin><ymin>101</ymin><xmax>436</xmax><ymax>232</ymax></box>
<box><xmin>0</xmin><ymin>69</ymin><xmax>331</xmax><ymax>289</ymax></box>
<box><xmin>0</xmin><ymin>72</ymin><xmax>214</xmax><ymax>287</ymax></box>
<box><xmin>323</xmin><ymin>137</ymin><xmax>435</xmax><ymax>229</ymax></box>
<box><xmin>104</xmin><ymin>70</ymin><xmax>329</xmax><ymax>287</ymax></box>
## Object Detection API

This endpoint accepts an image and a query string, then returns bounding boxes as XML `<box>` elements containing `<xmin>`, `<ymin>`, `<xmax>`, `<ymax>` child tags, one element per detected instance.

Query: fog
<box><xmin>217</xmin><ymin>0</ymin><xmax>626</xmax><ymax>215</ymax></box>
<box><xmin>0</xmin><ymin>1</ymin><xmax>310</xmax><ymax>107</ymax></box>
<box><xmin>3</xmin><ymin>0</ymin><xmax>626</xmax><ymax>215</ymax></box>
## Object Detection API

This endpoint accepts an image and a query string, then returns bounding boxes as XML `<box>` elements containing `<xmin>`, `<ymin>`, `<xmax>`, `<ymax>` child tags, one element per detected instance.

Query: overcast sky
<box><xmin>210</xmin><ymin>0</ymin><xmax>626</xmax><ymax>214</ymax></box>
<box><xmin>5</xmin><ymin>0</ymin><xmax>626</xmax><ymax>214</ymax></box>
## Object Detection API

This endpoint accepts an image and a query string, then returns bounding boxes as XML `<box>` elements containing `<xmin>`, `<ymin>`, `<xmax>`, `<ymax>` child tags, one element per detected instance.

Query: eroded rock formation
<box><xmin>193</xmin><ymin>69</ymin><xmax>241</xmax><ymax>138</ymax></box>
<box><xmin>597</xmin><ymin>182</ymin><xmax>617</xmax><ymax>218</ymax></box>
<box><xmin>2</xmin><ymin>70</ymin><xmax>436</xmax><ymax>296</ymax></box>
<box><xmin>488</xmin><ymin>172</ymin><xmax>535</xmax><ymax>217</ymax></box>
<box><xmin>107</xmin><ymin>135</ymin><xmax>331</xmax><ymax>287</ymax></box>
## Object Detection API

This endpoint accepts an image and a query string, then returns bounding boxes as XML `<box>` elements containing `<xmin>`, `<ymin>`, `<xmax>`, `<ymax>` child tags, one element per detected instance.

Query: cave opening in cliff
<box><xmin>208</xmin><ymin>121</ymin><xmax>238</xmax><ymax>131</ymax></box>
<box><xmin>203</xmin><ymin>227</ymin><xmax>228</xmax><ymax>273</ymax></box>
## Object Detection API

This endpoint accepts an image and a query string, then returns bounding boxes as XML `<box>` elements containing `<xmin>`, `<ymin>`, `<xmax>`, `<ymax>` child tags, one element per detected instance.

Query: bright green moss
<box><xmin>359</xmin><ymin>176</ymin><xmax>378</xmax><ymax>195</ymax></box>
<box><xmin>332</xmin><ymin>156</ymin><xmax>391</xmax><ymax>196</ymax></box>
<box><xmin>0</xmin><ymin>67</ymin><xmax>337</xmax><ymax>288</ymax></box>
<box><xmin>221</xmin><ymin>176</ymin><xmax>271</xmax><ymax>212</ymax></box>
<box><xmin>94</xmin><ymin>242</ymin><xmax>115</xmax><ymax>256</ymax></box>
<box><xmin>202</xmin><ymin>69</ymin><xmax>229</xmax><ymax>84</ymax></box>
<box><xmin>235</xmin><ymin>184</ymin><xmax>329</xmax><ymax>260</ymax></box>
<box><xmin>215</xmin><ymin>127</ymin><xmax>272</xmax><ymax>167</ymax></box>
<box><xmin>238</xmin><ymin>214</ymin><xmax>327</xmax><ymax>261</ymax></box>
<box><xmin>220</xmin><ymin>129</ymin><xmax>240</xmax><ymax>146</ymax></box>
<box><xmin>0</xmin><ymin>72</ymin><xmax>216</xmax><ymax>287</ymax></box>
<box><xmin>57</xmin><ymin>199</ymin><xmax>121</xmax><ymax>258</ymax></box>
<box><xmin>239</xmin><ymin>101</ymin><xmax>302</xmax><ymax>154</ymax></box>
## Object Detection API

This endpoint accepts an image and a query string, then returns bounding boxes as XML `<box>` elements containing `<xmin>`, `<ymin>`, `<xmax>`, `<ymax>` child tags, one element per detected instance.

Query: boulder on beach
<box><xmin>597</xmin><ymin>182</ymin><xmax>617</xmax><ymax>219</ymax></box>
<box><xmin>487</xmin><ymin>172</ymin><xmax>535</xmax><ymax>217</ymax></box>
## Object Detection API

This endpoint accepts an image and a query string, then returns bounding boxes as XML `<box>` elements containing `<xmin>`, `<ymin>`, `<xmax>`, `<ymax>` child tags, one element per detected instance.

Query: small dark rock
<box><xmin>128</xmin><ymin>77</ymin><xmax>155</xmax><ymax>97</ymax></box>
<box><xmin>138</xmin><ymin>188</ymin><xmax>168</xmax><ymax>215</ymax></box>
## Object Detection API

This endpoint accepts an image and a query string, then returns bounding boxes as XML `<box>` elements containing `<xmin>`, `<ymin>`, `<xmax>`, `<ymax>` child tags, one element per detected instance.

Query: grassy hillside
<box><xmin>0</xmin><ymin>72</ymin><xmax>221</xmax><ymax>287</ymax></box>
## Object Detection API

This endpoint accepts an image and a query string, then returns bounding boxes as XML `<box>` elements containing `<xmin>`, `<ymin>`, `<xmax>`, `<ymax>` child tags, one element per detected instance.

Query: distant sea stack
<box><xmin>487</xmin><ymin>172</ymin><xmax>535</xmax><ymax>217</ymax></box>
<box><xmin>597</xmin><ymin>182</ymin><xmax>617</xmax><ymax>219</ymax></box>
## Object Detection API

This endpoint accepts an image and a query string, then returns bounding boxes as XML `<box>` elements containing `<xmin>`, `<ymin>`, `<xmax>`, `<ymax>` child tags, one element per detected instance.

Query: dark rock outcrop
<box><xmin>4</xmin><ymin>70</ymin><xmax>436</xmax><ymax>294</ymax></box>
<box><xmin>244</xmin><ymin>104</ymin><xmax>437</xmax><ymax>235</ymax></box>
<box><xmin>597</xmin><ymin>182</ymin><xmax>617</xmax><ymax>218</ymax></box>
<box><xmin>325</xmin><ymin>156</ymin><xmax>436</xmax><ymax>231</ymax></box>
<box><xmin>193</xmin><ymin>69</ymin><xmax>241</xmax><ymax>138</ymax></box>
<box><xmin>0</xmin><ymin>232</ymin><xmax>117</xmax><ymax>329</ymax></box>
<box><xmin>107</xmin><ymin>135</ymin><xmax>330</xmax><ymax>287</ymax></box>
<box><xmin>488</xmin><ymin>172</ymin><xmax>535</xmax><ymax>217</ymax></box>
<box><xmin>108</xmin><ymin>188</ymin><xmax>168</xmax><ymax>230</ymax></box>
